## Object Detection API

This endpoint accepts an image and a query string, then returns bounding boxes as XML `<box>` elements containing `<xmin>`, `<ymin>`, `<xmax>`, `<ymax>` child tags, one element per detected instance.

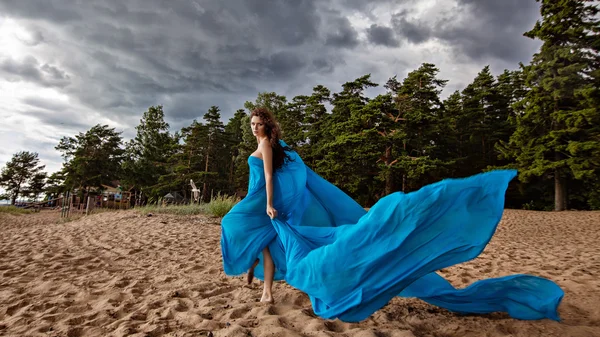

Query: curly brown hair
<box><xmin>250</xmin><ymin>107</ymin><xmax>294</xmax><ymax>171</ymax></box>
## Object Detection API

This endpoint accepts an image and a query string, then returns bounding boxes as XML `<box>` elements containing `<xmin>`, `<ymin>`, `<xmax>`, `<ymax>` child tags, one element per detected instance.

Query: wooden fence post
<box><xmin>86</xmin><ymin>196</ymin><xmax>92</xmax><ymax>216</ymax></box>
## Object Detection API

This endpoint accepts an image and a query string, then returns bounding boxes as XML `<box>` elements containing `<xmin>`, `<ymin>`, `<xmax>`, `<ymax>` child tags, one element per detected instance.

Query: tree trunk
<box><xmin>482</xmin><ymin>135</ymin><xmax>486</xmax><ymax>163</ymax></box>
<box><xmin>202</xmin><ymin>146</ymin><xmax>210</xmax><ymax>202</ymax></box>
<box><xmin>229</xmin><ymin>155</ymin><xmax>235</xmax><ymax>187</ymax></box>
<box><xmin>11</xmin><ymin>181</ymin><xmax>22</xmax><ymax>205</ymax></box>
<box><xmin>385</xmin><ymin>146</ymin><xmax>394</xmax><ymax>195</ymax></box>
<box><xmin>554</xmin><ymin>169</ymin><xmax>567</xmax><ymax>211</ymax></box>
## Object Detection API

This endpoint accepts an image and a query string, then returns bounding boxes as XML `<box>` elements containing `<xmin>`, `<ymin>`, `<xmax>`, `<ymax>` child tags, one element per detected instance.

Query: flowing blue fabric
<box><xmin>220</xmin><ymin>142</ymin><xmax>564</xmax><ymax>322</ymax></box>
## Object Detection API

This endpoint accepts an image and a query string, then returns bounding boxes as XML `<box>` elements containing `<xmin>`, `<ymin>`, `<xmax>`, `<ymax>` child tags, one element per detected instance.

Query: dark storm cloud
<box><xmin>366</xmin><ymin>24</ymin><xmax>400</xmax><ymax>47</ymax></box>
<box><xmin>20</xmin><ymin>97</ymin><xmax>90</xmax><ymax>130</ymax></box>
<box><xmin>392</xmin><ymin>0</ymin><xmax>541</xmax><ymax>64</ymax></box>
<box><xmin>22</xmin><ymin>96</ymin><xmax>71</xmax><ymax>112</ymax></box>
<box><xmin>444</xmin><ymin>0</ymin><xmax>542</xmax><ymax>62</ymax></box>
<box><xmin>0</xmin><ymin>0</ymin><xmax>337</xmax><ymax>125</ymax></box>
<box><xmin>21</xmin><ymin>108</ymin><xmax>90</xmax><ymax>131</ymax></box>
<box><xmin>311</xmin><ymin>57</ymin><xmax>337</xmax><ymax>74</ymax></box>
<box><xmin>0</xmin><ymin>56</ymin><xmax>71</xmax><ymax>87</ymax></box>
<box><xmin>0</xmin><ymin>0</ymin><xmax>83</xmax><ymax>21</ymax></box>
<box><xmin>263</xmin><ymin>52</ymin><xmax>307</xmax><ymax>78</ymax></box>
<box><xmin>391</xmin><ymin>11</ymin><xmax>432</xmax><ymax>44</ymax></box>
<box><xmin>324</xmin><ymin>16</ymin><xmax>360</xmax><ymax>48</ymax></box>
<box><xmin>331</xmin><ymin>0</ymin><xmax>417</xmax><ymax>19</ymax></box>
<box><xmin>0</xmin><ymin>0</ymin><xmax>544</xmax><ymax>138</ymax></box>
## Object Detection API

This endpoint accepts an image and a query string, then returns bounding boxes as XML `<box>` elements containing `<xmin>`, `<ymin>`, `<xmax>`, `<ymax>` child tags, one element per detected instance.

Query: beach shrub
<box><xmin>0</xmin><ymin>206</ymin><xmax>34</xmax><ymax>215</ymax></box>
<box><xmin>137</xmin><ymin>204</ymin><xmax>208</xmax><ymax>216</ymax></box>
<box><xmin>207</xmin><ymin>193</ymin><xmax>239</xmax><ymax>218</ymax></box>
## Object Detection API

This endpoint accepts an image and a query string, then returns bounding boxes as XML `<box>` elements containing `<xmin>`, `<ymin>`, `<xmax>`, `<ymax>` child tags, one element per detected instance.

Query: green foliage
<box><xmin>233</xmin><ymin>114</ymin><xmax>254</xmax><ymax>192</ymax></box>
<box><xmin>0</xmin><ymin>206</ymin><xmax>34</xmax><ymax>215</ymax></box>
<box><xmin>226</xmin><ymin>109</ymin><xmax>248</xmax><ymax>190</ymax></box>
<box><xmin>298</xmin><ymin>85</ymin><xmax>331</xmax><ymax>165</ymax></box>
<box><xmin>497</xmin><ymin>0</ymin><xmax>600</xmax><ymax>210</ymax></box>
<box><xmin>314</xmin><ymin>75</ymin><xmax>380</xmax><ymax>204</ymax></box>
<box><xmin>25</xmin><ymin>172</ymin><xmax>47</xmax><ymax>202</ymax></box>
<box><xmin>0</xmin><ymin>151</ymin><xmax>46</xmax><ymax>205</ymax></box>
<box><xmin>56</xmin><ymin>124</ymin><xmax>124</xmax><ymax>195</ymax></box>
<box><xmin>207</xmin><ymin>193</ymin><xmax>240</xmax><ymax>217</ymax></box>
<box><xmin>135</xmin><ymin>193</ymin><xmax>238</xmax><ymax>217</ymax></box>
<box><xmin>121</xmin><ymin>105</ymin><xmax>178</xmax><ymax>202</ymax></box>
<box><xmin>200</xmin><ymin>106</ymin><xmax>231</xmax><ymax>198</ymax></box>
<box><xmin>44</xmin><ymin>172</ymin><xmax>66</xmax><ymax>199</ymax></box>
<box><xmin>137</xmin><ymin>204</ymin><xmax>208</xmax><ymax>216</ymax></box>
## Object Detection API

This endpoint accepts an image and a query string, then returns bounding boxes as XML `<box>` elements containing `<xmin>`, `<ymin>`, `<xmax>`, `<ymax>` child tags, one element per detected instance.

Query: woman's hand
<box><xmin>266</xmin><ymin>205</ymin><xmax>278</xmax><ymax>219</ymax></box>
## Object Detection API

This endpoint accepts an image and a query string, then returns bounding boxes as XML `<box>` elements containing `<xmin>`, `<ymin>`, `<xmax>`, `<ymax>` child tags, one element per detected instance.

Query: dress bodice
<box><xmin>247</xmin><ymin>156</ymin><xmax>265</xmax><ymax>192</ymax></box>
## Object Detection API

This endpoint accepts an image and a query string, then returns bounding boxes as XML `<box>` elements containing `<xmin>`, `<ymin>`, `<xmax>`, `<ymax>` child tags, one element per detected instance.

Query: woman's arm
<box><xmin>260</xmin><ymin>139</ymin><xmax>277</xmax><ymax>218</ymax></box>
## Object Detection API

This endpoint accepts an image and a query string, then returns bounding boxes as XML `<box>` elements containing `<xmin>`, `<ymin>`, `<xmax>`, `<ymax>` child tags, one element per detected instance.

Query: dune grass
<box><xmin>206</xmin><ymin>193</ymin><xmax>240</xmax><ymax>217</ymax></box>
<box><xmin>0</xmin><ymin>206</ymin><xmax>34</xmax><ymax>215</ymax></box>
<box><xmin>136</xmin><ymin>193</ymin><xmax>240</xmax><ymax>218</ymax></box>
<box><xmin>137</xmin><ymin>203</ymin><xmax>208</xmax><ymax>216</ymax></box>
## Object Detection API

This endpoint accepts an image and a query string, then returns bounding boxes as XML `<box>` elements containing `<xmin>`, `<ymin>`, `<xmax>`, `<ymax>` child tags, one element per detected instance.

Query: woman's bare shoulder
<box><xmin>258</xmin><ymin>137</ymin><xmax>270</xmax><ymax>149</ymax></box>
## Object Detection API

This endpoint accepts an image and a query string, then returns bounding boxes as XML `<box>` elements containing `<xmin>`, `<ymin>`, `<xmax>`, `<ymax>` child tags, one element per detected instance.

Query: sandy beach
<box><xmin>0</xmin><ymin>209</ymin><xmax>598</xmax><ymax>337</ymax></box>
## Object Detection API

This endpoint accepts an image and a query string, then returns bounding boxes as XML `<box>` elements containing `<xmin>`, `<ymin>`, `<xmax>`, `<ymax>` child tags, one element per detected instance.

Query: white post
<box><xmin>86</xmin><ymin>196</ymin><xmax>92</xmax><ymax>216</ymax></box>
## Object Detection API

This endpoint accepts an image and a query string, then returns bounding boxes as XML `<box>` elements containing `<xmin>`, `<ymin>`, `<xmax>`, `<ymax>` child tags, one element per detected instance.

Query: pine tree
<box><xmin>56</xmin><ymin>124</ymin><xmax>124</xmax><ymax>198</ymax></box>
<box><xmin>156</xmin><ymin>120</ymin><xmax>207</xmax><ymax>201</ymax></box>
<box><xmin>0</xmin><ymin>151</ymin><xmax>46</xmax><ymax>205</ymax></box>
<box><xmin>388</xmin><ymin>63</ymin><xmax>451</xmax><ymax>191</ymax></box>
<box><xmin>316</xmin><ymin>75</ymin><xmax>379</xmax><ymax>204</ymax></box>
<box><xmin>498</xmin><ymin>0</ymin><xmax>600</xmax><ymax>210</ymax></box>
<box><xmin>442</xmin><ymin>90</ymin><xmax>464</xmax><ymax>172</ymax></box>
<box><xmin>201</xmin><ymin>106</ymin><xmax>228</xmax><ymax>200</ymax></box>
<box><xmin>282</xmin><ymin>97</ymin><xmax>306</xmax><ymax>148</ymax></box>
<box><xmin>233</xmin><ymin>114</ymin><xmax>255</xmax><ymax>194</ymax></box>
<box><xmin>122</xmin><ymin>105</ymin><xmax>177</xmax><ymax>203</ymax></box>
<box><xmin>25</xmin><ymin>172</ymin><xmax>47</xmax><ymax>202</ymax></box>
<box><xmin>301</xmin><ymin>85</ymin><xmax>331</xmax><ymax>166</ymax></box>
<box><xmin>458</xmin><ymin>67</ymin><xmax>524</xmax><ymax>173</ymax></box>
<box><xmin>461</xmin><ymin>66</ymin><xmax>496</xmax><ymax>170</ymax></box>
<box><xmin>44</xmin><ymin>171</ymin><xmax>66</xmax><ymax>201</ymax></box>
<box><xmin>225</xmin><ymin>109</ymin><xmax>248</xmax><ymax>189</ymax></box>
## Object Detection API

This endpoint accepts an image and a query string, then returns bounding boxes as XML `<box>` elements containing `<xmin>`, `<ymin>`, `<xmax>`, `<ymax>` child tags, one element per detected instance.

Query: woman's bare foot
<box><xmin>260</xmin><ymin>293</ymin><xmax>274</xmax><ymax>304</ymax></box>
<box><xmin>247</xmin><ymin>259</ymin><xmax>259</xmax><ymax>285</ymax></box>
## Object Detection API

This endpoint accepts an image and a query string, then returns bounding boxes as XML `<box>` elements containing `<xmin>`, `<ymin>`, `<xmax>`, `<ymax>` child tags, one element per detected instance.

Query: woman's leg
<box><xmin>247</xmin><ymin>258</ymin><xmax>259</xmax><ymax>285</ymax></box>
<box><xmin>261</xmin><ymin>246</ymin><xmax>274</xmax><ymax>303</ymax></box>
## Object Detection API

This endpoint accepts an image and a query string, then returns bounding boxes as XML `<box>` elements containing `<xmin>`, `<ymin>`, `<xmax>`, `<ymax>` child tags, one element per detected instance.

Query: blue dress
<box><xmin>220</xmin><ymin>142</ymin><xmax>564</xmax><ymax>322</ymax></box>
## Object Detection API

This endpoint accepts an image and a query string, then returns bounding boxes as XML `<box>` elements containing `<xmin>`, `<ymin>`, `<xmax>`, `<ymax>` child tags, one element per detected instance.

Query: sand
<box><xmin>0</xmin><ymin>209</ymin><xmax>599</xmax><ymax>337</ymax></box>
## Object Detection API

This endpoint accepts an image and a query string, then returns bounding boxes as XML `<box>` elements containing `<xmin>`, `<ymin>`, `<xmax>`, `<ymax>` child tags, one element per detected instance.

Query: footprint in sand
<box><xmin>323</xmin><ymin>320</ymin><xmax>347</xmax><ymax>333</ymax></box>
<box><xmin>201</xmin><ymin>286</ymin><xmax>237</xmax><ymax>299</ymax></box>
<box><xmin>170</xmin><ymin>298</ymin><xmax>193</xmax><ymax>312</ymax></box>
<box><xmin>229</xmin><ymin>305</ymin><xmax>252</xmax><ymax>319</ymax></box>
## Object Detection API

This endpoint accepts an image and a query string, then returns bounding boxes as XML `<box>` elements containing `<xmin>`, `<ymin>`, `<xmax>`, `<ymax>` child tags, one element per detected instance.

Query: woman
<box><xmin>220</xmin><ymin>108</ymin><xmax>564</xmax><ymax>322</ymax></box>
<box><xmin>244</xmin><ymin>107</ymin><xmax>294</xmax><ymax>303</ymax></box>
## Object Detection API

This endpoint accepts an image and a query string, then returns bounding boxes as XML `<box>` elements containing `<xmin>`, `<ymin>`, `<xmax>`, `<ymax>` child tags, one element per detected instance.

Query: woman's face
<box><xmin>251</xmin><ymin>116</ymin><xmax>267</xmax><ymax>137</ymax></box>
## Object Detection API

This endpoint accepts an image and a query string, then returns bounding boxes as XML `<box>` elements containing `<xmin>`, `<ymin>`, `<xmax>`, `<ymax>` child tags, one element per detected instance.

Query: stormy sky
<box><xmin>0</xmin><ymin>0</ymin><xmax>543</xmax><ymax>174</ymax></box>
